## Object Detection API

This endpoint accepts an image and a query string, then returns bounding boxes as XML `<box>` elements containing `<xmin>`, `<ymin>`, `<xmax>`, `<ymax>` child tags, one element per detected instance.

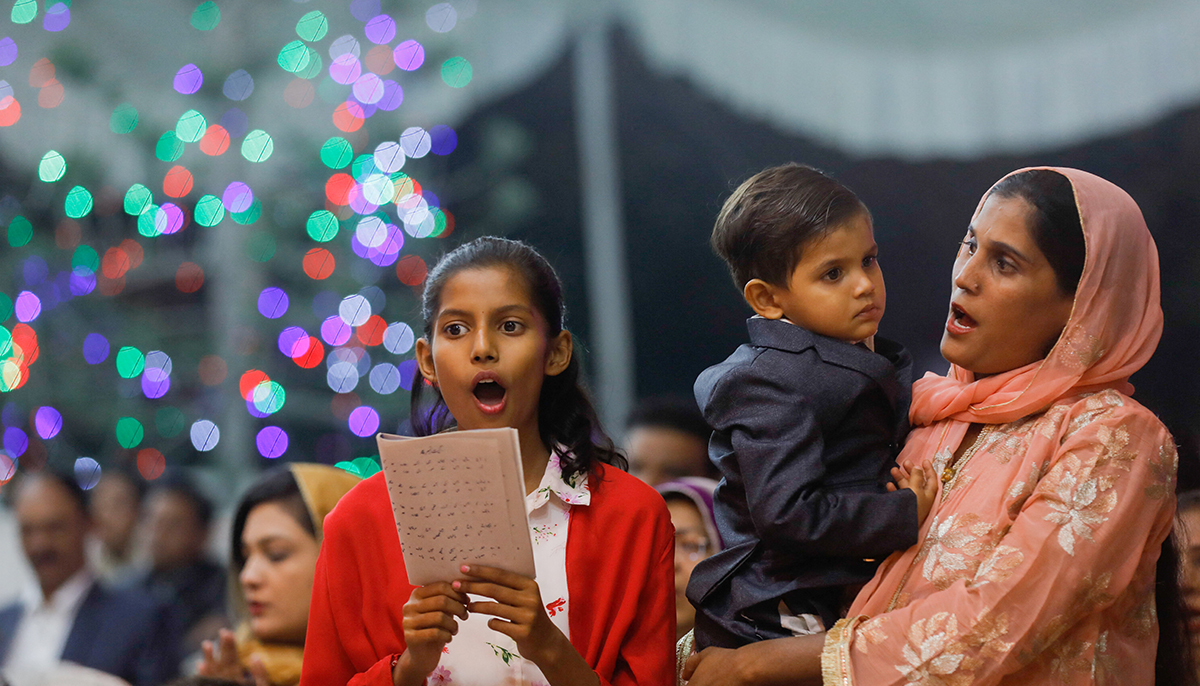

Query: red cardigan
<box><xmin>299</xmin><ymin>462</ymin><xmax>676</xmax><ymax>686</ymax></box>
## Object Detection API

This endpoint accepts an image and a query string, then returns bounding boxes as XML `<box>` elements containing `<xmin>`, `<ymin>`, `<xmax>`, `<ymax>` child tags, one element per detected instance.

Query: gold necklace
<box><xmin>940</xmin><ymin>425</ymin><xmax>993</xmax><ymax>487</ymax></box>
<box><xmin>885</xmin><ymin>424</ymin><xmax>994</xmax><ymax>612</ymax></box>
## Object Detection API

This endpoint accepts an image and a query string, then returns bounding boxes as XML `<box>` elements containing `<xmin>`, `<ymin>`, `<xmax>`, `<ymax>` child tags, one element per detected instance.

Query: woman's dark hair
<box><xmin>1156</xmin><ymin>528</ymin><xmax>1197</xmax><ymax>685</ymax></box>
<box><xmin>231</xmin><ymin>468</ymin><xmax>314</xmax><ymax>571</ymax></box>
<box><xmin>409</xmin><ymin>236</ymin><xmax>626</xmax><ymax>482</ymax></box>
<box><xmin>989</xmin><ymin>169</ymin><xmax>1086</xmax><ymax>295</ymax></box>
<box><xmin>712</xmin><ymin>163</ymin><xmax>868</xmax><ymax>289</ymax></box>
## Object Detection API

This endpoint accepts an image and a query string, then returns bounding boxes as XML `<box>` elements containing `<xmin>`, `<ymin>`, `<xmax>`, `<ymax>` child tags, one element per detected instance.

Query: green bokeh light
<box><xmin>124</xmin><ymin>184</ymin><xmax>153</xmax><ymax>216</ymax></box>
<box><xmin>241</xmin><ymin>129</ymin><xmax>274</xmax><ymax>163</ymax></box>
<box><xmin>116</xmin><ymin>346</ymin><xmax>145</xmax><ymax>379</ymax></box>
<box><xmin>336</xmin><ymin>456</ymin><xmax>382</xmax><ymax>478</ymax></box>
<box><xmin>155</xmin><ymin>131</ymin><xmax>184</xmax><ymax>162</ymax></box>
<box><xmin>251</xmin><ymin>381</ymin><xmax>286</xmax><ymax>415</ymax></box>
<box><xmin>441</xmin><ymin>56</ymin><xmax>473</xmax><ymax>88</ymax></box>
<box><xmin>306</xmin><ymin>210</ymin><xmax>339</xmax><ymax>242</ymax></box>
<box><xmin>297</xmin><ymin>11</ymin><xmax>328</xmax><ymax>41</ymax></box>
<box><xmin>11</xmin><ymin>0</ymin><xmax>36</xmax><ymax>24</ymax></box>
<box><xmin>110</xmin><ymin>103</ymin><xmax>138</xmax><ymax>134</ymax></box>
<box><xmin>65</xmin><ymin>186</ymin><xmax>93</xmax><ymax>219</ymax></box>
<box><xmin>297</xmin><ymin>49</ymin><xmax>323</xmax><ymax>80</ymax></box>
<box><xmin>277</xmin><ymin>40</ymin><xmax>311</xmax><ymax>74</ymax></box>
<box><xmin>115</xmin><ymin>417</ymin><xmax>144</xmax><ymax>449</ymax></box>
<box><xmin>194</xmin><ymin>195</ymin><xmax>225</xmax><ymax>227</ymax></box>
<box><xmin>0</xmin><ymin>295</ymin><xmax>12</xmax><ymax>323</ymax></box>
<box><xmin>191</xmin><ymin>1</ymin><xmax>220</xmax><ymax>30</ymax></box>
<box><xmin>231</xmin><ymin>199</ymin><xmax>262</xmax><ymax>225</ymax></box>
<box><xmin>320</xmin><ymin>137</ymin><xmax>352</xmax><ymax>169</ymax></box>
<box><xmin>0</xmin><ymin>327</ymin><xmax>13</xmax><ymax>357</ymax></box>
<box><xmin>156</xmin><ymin>406</ymin><xmax>185</xmax><ymax>438</ymax></box>
<box><xmin>175</xmin><ymin>110</ymin><xmax>207</xmax><ymax>143</ymax></box>
<box><xmin>7</xmin><ymin>217</ymin><xmax>32</xmax><ymax>248</ymax></box>
<box><xmin>137</xmin><ymin>204</ymin><xmax>162</xmax><ymax>237</ymax></box>
<box><xmin>431</xmin><ymin>209</ymin><xmax>448</xmax><ymax>238</ymax></box>
<box><xmin>351</xmin><ymin>154</ymin><xmax>379</xmax><ymax>179</ymax></box>
<box><xmin>38</xmin><ymin>151</ymin><xmax>66</xmax><ymax>182</ymax></box>
<box><xmin>246</xmin><ymin>232</ymin><xmax>275</xmax><ymax>262</ymax></box>
<box><xmin>72</xmin><ymin>245</ymin><xmax>99</xmax><ymax>271</ymax></box>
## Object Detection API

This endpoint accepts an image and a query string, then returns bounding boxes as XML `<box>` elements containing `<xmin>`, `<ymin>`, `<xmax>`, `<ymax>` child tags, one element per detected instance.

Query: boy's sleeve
<box><xmin>704</xmin><ymin>359</ymin><xmax>918</xmax><ymax>557</ymax></box>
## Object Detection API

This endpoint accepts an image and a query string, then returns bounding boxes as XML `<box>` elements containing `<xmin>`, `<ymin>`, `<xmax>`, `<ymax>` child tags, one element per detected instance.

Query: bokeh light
<box><xmin>258</xmin><ymin>287</ymin><xmax>289</xmax><ymax>319</ymax></box>
<box><xmin>74</xmin><ymin>457</ymin><xmax>101</xmax><ymax>490</ymax></box>
<box><xmin>137</xmin><ymin>448</ymin><xmax>165</xmax><ymax>480</ymax></box>
<box><xmin>82</xmin><ymin>333</ymin><xmax>109</xmax><ymax>364</ymax></box>
<box><xmin>256</xmin><ymin>426</ymin><xmax>288</xmax><ymax>459</ymax></box>
<box><xmin>190</xmin><ymin>419</ymin><xmax>220</xmax><ymax>451</ymax></box>
<box><xmin>348</xmin><ymin>405</ymin><xmax>379</xmax><ymax>437</ymax></box>
<box><xmin>34</xmin><ymin>406</ymin><xmax>62</xmax><ymax>439</ymax></box>
<box><xmin>115</xmin><ymin>417</ymin><xmax>144</xmax><ymax>449</ymax></box>
<box><xmin>174</xmin><ymin>63</ymin><xmax>204</xmax><ymax>95</ymax></box>
<box><xmin>191</xmin><ymin>1</ymin><xmax>220</xmax><ymax>30</ymax></box>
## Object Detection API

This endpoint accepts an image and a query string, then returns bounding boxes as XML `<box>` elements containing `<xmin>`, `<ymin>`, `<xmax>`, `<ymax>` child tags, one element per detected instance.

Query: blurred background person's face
<box><xmin>16</xmin><ymin>475</ymin><xmax>90</xmax><ymax>598</ymax></box>
<box><xmin>89</xmin><ymin>473</ymin><xmax>140</xmax><ymax>558</ymax></box>
<box><xmin>666</xmin><ymin>497</ymin><xmax>713</xmax><ymax>639</ymax></box>
<box><xmin>627</xmin><ymin>426</ymin><xmax>710</xmax><ymax>487</ymax></box>
<box><xmin>146</xmin><ymin>489</ymin><xmax>208</xmax><ymax>572</ymax></box>
<box><xmin>238</xmin><ymin>501</ymin><xmax>320</xmax><ymax>644</ymax></box>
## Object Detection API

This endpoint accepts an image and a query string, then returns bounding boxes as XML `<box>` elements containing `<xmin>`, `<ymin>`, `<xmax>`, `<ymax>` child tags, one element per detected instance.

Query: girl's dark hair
<box><xmin>231</xmin><ymin>468</ymin><xmax>314</xmax><ymax>571</ymax></box>
<box><xmin>410</xmin><ymin>236</ymin><xmax>626</xmax><ymax>482</ymax></box>
<box><xmin>712</xmin><ymin>163</ymin><xmax>868</xmax><ymax>289</ymax></box>
<box><xmin>989</xmin><ymin>169</ymin><xmax>1086</xmax><ymax>295</ymax></box>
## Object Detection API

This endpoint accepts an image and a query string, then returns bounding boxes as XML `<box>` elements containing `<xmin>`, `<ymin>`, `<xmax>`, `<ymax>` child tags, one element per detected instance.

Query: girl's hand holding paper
<box><xmin>453</xmin><ymin>563</ymin><xmax>564</xmax><ymax>664</ymax></box>
<box><xmin>396</xmin><ymin>582</ymin><xmax>469</xmax><ymax>686</ymax></box>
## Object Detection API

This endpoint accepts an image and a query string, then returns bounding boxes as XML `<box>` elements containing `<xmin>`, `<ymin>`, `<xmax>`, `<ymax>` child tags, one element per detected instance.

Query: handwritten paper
<box><xmin>377</xmin><ymin>428</ymin><xmax>535</xmax><ymax>585</ymax></box>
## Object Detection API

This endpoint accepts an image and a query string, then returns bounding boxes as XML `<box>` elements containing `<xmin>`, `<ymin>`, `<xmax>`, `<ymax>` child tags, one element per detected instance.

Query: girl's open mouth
<box><xmin>947</xmin><ymin>303</ymin><xmax>978</xmax><ymax>335</ymax></box>
<box><xmin>472</xmin><ymin>378</ymin><xmax>507</xmax><ymax>415</ymax></box>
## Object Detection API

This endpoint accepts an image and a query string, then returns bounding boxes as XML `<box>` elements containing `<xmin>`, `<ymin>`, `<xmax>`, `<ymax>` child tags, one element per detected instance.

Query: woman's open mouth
<box><xmin>472</xmin><ymin>377</ymin><xmax>507</xmax><ymax>415</ymax></box>
<box><xmin>946</xmin><ymin>303</ymin><xmax>978</xmax><ymax>335</ymax></box>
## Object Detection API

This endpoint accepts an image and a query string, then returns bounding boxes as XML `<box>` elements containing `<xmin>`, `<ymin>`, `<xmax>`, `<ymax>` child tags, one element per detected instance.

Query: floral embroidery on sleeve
<box><xmin>1039</xmin><ymin>453</ymin><xmax>1118</xmax><ymax>555</ymax></box>
<box><xmin>895</xmin><ymin>612</ymin><xmax>974</xmax><ymax>686</ymax></box>
<box><xmin>919</xmin><ymin>513</ymin><xmax>995</xmax><ymax>589</ymax></box>
<box><xmin>428</xmin><ymin>666</ymin><xmax>453</xmax><ymax>685</ymax></box>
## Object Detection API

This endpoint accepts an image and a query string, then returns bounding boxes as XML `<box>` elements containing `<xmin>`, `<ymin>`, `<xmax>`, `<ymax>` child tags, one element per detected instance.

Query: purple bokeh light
<box><xmin>256</xmin><ymin>426</ymin><xmax>289</xmax><ymax>459</ymax></box>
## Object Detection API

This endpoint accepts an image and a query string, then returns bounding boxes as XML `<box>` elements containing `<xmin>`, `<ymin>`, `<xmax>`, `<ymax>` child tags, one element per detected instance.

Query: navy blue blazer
<box><xmin>0</xmin><ymin>580</ymin><xmax>180</xmax><ymax>686</ymax></box>
<box><xmin>687</xmin><ymin>317</ymin><xmax>918</xmax><ymax>625</ymax></box>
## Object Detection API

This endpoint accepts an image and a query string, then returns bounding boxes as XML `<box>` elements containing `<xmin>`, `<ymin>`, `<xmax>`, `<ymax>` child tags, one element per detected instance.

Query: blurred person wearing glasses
<box><xmin>656</xmin><ymin>478</ymin><xmax>724</xmax><ymax>640</ymax></box>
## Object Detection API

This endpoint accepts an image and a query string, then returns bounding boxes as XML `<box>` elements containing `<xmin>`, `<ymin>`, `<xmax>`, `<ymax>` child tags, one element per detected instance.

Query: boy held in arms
<box><xmin>687</xmin><ymin>163</ymin><xmax>937</xmax><ymax>649</ymax></box>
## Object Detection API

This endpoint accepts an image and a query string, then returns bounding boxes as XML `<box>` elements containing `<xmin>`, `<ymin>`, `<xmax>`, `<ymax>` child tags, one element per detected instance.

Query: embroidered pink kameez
<box><xmin>822</xmin><ymin>167</ymin><xmax>1177</xmax><ymax>685</ymax></box>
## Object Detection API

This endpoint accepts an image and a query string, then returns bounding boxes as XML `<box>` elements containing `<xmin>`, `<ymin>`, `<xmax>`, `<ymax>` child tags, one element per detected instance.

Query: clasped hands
<box><xmin>395</xmin><ymin>564</ymin><xmax>568</xmax><ymax>686</ymax></box>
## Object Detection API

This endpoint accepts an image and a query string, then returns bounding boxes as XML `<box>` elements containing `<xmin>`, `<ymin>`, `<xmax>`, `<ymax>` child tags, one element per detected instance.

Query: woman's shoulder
<box><xmin>1044</xmin><ymin>388</ymin><xmax>1173</xmax><ymax>447</ymax></box>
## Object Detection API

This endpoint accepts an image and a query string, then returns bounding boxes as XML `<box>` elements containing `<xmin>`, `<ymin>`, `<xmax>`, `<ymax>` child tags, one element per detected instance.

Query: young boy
<box><xmin>687</xmin><ymin>163</ymin><xmax>936</xmax><ymax>649</ymax></box>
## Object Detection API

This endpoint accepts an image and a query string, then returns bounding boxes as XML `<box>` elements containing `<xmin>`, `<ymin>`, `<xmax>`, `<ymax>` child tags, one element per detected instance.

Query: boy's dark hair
<box><xmin>411</xmin><ymin>236</ymin><xmax>627</xmax><ymax>483</ymax></box>
<box><xmin>712</xmin><ymin>163</ymin><xmax>868</xmax><ymax>289</ymax></box>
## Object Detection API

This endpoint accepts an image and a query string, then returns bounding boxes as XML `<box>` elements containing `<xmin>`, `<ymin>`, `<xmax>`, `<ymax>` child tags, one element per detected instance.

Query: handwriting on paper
<box><xmin>378</xmin><ymin>429</ymin><xmax>534</xmax><ymax>585</ymax></box>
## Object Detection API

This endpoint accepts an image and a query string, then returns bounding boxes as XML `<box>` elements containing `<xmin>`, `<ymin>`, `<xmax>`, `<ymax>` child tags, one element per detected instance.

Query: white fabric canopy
<box><xmin>617</xmin><ymin>0</ymin><xmax>1200</xmax><ymax>158</ymax></box>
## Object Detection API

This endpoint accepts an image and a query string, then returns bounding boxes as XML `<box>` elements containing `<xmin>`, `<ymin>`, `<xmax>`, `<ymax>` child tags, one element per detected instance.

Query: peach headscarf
<box><xmin>908</xmin><ymin>167</ymin><xmax>1162</xmax><ymax>430</ymax></box>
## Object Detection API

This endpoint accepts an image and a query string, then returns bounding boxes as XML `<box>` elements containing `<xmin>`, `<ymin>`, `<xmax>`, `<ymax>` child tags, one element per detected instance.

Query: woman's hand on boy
<box><xmin>888</xmin><ymin>460</ymin><xmax>938</xmax><ymax>526</ymax></box>
<box><xmin>396</xmin><ymin>582</ymin><xmax>469</xmax><ymax>686</ymax></box>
